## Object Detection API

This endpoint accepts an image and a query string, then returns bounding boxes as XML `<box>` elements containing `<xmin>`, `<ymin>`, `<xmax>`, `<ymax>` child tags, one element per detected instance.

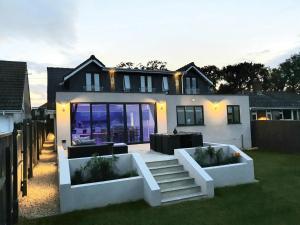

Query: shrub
<box><xmin>71</xmin><ymin>154</ymin><xmax>138</xmax><ymax>185</ymax></box>
<box><xmin>194</xmin><ymin>146</ymin><xmax>240</xmax><ymax>167</ymax></box>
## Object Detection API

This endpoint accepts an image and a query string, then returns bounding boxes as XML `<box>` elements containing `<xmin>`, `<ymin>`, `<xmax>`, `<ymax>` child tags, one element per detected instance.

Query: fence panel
<box><xmin>251</xmin><ymin>121</ymin><xmax>300</xmax><ymax>153</ymax></box>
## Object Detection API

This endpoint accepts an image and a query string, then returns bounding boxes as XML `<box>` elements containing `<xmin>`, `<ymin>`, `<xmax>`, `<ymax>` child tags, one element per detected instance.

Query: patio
<box><xmin>128</xmin><ymin>143</ymin><xmax>175</xmax><ymax>162</ymax></box>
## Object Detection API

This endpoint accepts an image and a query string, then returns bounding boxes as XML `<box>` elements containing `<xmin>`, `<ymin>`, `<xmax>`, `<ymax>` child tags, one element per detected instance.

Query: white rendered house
<box><xmin>47</xmin><ymin>55</ymin><xmax>252</xmax><ymax>149</ymax></box>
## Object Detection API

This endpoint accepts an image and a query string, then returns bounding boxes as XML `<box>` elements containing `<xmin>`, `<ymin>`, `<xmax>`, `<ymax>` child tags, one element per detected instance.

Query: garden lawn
<box><xmin>19</xmin><ymin>150</ymin><xmax>300</xmax><ymax>225</ymax></box>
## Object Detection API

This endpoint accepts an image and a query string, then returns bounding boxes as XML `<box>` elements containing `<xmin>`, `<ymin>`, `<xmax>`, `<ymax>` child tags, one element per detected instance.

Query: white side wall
<box><xmin>166</xmin><ymin>95</ymin><xmax>252</xmax><ymax>149</ymax></box>
<box><xmin>0</xmin><ymin>112</ymin><xmax>24</xmax><ymax>133</ymax></box>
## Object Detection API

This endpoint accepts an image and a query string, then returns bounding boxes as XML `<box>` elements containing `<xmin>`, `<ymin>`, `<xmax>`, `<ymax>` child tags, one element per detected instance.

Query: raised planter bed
<box><xmin>58</xmin><ymin>147</ymin><xmax>161</xmax><ymax>213</ymax></box>
<box><xmin>175</xmin><ymin>144</ymin><xmax>255</xmax><ymax>188</ymax></box>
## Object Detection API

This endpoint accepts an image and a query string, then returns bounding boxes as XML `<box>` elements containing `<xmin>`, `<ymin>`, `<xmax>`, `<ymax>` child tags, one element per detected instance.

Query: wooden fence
<box><xmin>251</xmin><ymin>121</ymin><xmax>300</xmax><ymax>153</ymax></box>
<box><xmin>0</xmin><ymin>119</ymin><xmax>47</xmax><ymax>225</ymax></box>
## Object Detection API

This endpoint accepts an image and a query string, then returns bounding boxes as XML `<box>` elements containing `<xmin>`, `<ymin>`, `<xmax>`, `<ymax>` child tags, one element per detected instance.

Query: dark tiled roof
<box><xmin>176</xmin><ymin>62</ymin><xmax>197</xmax><ymax>72</ymax></box>
<box><xmin>249</xmin><ymin>92</ymin><xmax>300</xmax><ymax>108</ymax></box>
<box><xmin>0</xmin><ymin>60</ymin><xmax>27</xmax><ymax>110</ymax></box>
<box><xmin>47</xmin><ymin>67</ymin><xmax>72</xmax><ymax>109</ymax></box>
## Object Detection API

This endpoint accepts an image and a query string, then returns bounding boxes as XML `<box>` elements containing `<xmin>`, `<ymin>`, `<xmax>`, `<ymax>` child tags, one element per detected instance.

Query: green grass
<box><xmin>19</xmin><ymin>151</ymin><xmax>300</xmax><ymax>225</ymax></box>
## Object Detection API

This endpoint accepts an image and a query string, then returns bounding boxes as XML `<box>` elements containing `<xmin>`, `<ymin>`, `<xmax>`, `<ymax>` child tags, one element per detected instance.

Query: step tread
<box><xmin>161</xmin><ymin>192</ymin><xmax>206</xmax><ymax>203</ymax></box>
<box><xmin>149</xmin><ymin>164</ymin><xmax>181</xmax><ymax>170</ymax></box>
<box><xmin>161</xmin><ymin>184</ymin><xmax>200</xmax><ymax>193</ymax></box>
<box><xmin>153</xmin><ymin>170</ymin><xmax>187</xmax><ymax>177</ymax></box>
<box><xmin>146</xmin><ymin>159</ymin><xmax>177</xmax><ymax>164</ymax></box>
<box><xmin>157</xmin><ymin>177</ymin><xmax>194</xmax><ymax>184</ymax></box>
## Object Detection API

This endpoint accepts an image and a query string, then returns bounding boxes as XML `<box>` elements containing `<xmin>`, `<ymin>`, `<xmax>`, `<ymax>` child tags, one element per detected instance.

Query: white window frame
<box><xmin>94</xmin><ymin>73</ymin><xmax>100</xmax><ymax>91</ymax></box>
<box><xmin>147</xmin><ymin>76</ymin><xmax>152</xmax><ymax>92</ymax></box>
<box><xmin>86</xmin><ymin>73</ymin><xmax>92</xmax><ymax>91</ymax></box>
<box><xmin>124</xmin><ymin>75</ymin><xmax>131</xmax><ymax>91</ymax></box>
<box><xmin>162</xmin><ymin>76</ymin><xmax>169</xmax><ymax>92</ymax></box>
<box><xmin>140</xmin><ymin>76</ymin><xmax>146</xmax><ymax>92</ymax></box>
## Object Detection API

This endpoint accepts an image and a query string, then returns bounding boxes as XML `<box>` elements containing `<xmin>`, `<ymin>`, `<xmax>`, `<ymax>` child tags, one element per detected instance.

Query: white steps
<box><xmin>146</xmin><ymin>159</ymin><xmax>207</xmax><ymax>205</ymax></box>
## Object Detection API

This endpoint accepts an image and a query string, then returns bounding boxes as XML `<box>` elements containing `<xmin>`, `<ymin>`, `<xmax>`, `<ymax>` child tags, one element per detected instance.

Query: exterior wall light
<box><xmin>61</xmin><ymin>103</ymin><xmax>66</xmax><ymax>112</ymax></box>
<box><xmin>213</xmin><ymin>101</ymin><xmax>219</xmax><ymax>110</ymax></box>
<box><xmin>192</xmin><ymin>98</ymin><xmax>196</xmax><ymax>102</ymax></box>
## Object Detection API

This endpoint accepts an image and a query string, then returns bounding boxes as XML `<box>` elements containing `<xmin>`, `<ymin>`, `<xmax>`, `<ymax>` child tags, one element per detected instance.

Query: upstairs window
<box><xmin>123</xmin><ymin>75</ymin><xmax>131</xmax><ymax>92</ymax></box>
<box><xmin>176</xmin><ymin>106</ymin><xmax>204</xmax><ymax>126</ymax></box>
<box><xmin>140</xmin><ymin>76</ymin><xmax>146</xmax><ymax>92</ymax></box>
<box><xmin>140</xmin><ymin>76</ymin><xmax>153</xmax><ymax>92</ymax></box>
<box><xmin>94</xmin><ymin>73</ymin><xmax>100</xmax><ymax>91</ymax></box>
<box><xmin>85</xmin><ymin>73</ymin><xmax>92</xmax><ymax>91</ymax></box>
<box><xmin>162</xmin><ymin>76</ymin><xmax>169</xmax><ymax>92</ymax></box>
<box><xmin>185</xmin><ymin>77</ymin><xmax>197</xmax><ymax>94</ymax></box>
<box><xmin>147</xmin><ymin>76</ymin><xmax>152</xmax><ymax>92</ymax></box>
<box><xmin>227</xmin><ymin>105</ymin><xmax>240</xmax><ymax>124</ymax></box>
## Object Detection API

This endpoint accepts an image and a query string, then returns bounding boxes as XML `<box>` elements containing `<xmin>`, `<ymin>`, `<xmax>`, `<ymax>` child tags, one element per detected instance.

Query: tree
<box><xmin>200</xmin><ymin>65</ymin><xmax>222</xmax><ymax>88</ymax></box>
<box><xmin>217</xmin><ymin>62</ymin><xmax>270</xmax><ymax>94</ymax></box>
<box><xmin>116</xmin><ymin>62</ymin><xmax>135</xmax><ymax>69</ymax></box>
<box><xmin>278</xmin><ymin>53</ymin><xmax>300</xmax><ymax>93</ymax></box>
<box><xmin>116</xmin><ymin>60</ymin><xmax>168</xmax><ymax>70</ymax></box>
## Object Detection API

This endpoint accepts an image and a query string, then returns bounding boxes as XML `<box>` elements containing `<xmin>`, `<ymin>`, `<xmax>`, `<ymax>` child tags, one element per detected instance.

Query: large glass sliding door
<box><xmin>141</xmin><ymin>104</ymin><xmax>155</xmax><ymax>142</ymax></box>
<box><xmin>109</xmin><ymin>104</ymin><xmax>125</xmax><ymax>143</ymax></box>
<box><xmin>71</xmin><ymin>104</ymin><xmax>91</xmax><ymax>141</ymax></box>
<box><xmin>126</xmin><ymin>104</ymin><xmax>141</xmax><ymax>143</ymax></box>
<box><xmin>71</xmin><ymin>103</ymin><xmax>156</xmax><ymax>144</ymax></box>
<box><xmin>92</xmin><ymin>104</ymin><xmax>108</xmax><ymax>144</ymax></box>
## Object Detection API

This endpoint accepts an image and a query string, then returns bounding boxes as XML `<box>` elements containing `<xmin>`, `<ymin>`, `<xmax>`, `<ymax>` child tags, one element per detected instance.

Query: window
<box><xmin>227</xmin><ymin>105</ymin><xmax>240</xmax><ymax>124</ymax></box>
<box><xmin>185</xmin><ymin>77</ymin><xmax>191</xmax><ymax>94</ymax></box>
<box><xmin>191</xmin><ymin>78</ymin><xmax>197</xmax><ymax>94</ymax></box>
<box><xmin>94</xmin><ymin>73</ymin><xmax>100</xmax><ymax>91</ymax></box>
<box><xmin>85</xmin><ymin>73</ymin><xmax>92</xmax><ymax>91</ymax></box>
<box><xmin>162</xmin><ymin>76</ymin><xmax>169</xmax><ymax>92</ymax></box>
<box><xmin>140</xmin><ymin>76</ymin><xmax>146</xmax><ymax>92</ymax></box>
<box><xmin>147</xmin><ymin>76</ymin><xmax>152</xmax><ymax>92</ymax></box>
<box><xmin>176</xmin><ymin>106</ymin><xmax>204</xmax><ymax>126</ymax></box>
<box><xmin>123</xmin><ymin>75</ymin><xmax>131</xmax><ymax>91</ymax></box>
<box><xmin>283</xmin><ymin>109</ymin><xmax>292</xmax><ymax>120</ymax></box>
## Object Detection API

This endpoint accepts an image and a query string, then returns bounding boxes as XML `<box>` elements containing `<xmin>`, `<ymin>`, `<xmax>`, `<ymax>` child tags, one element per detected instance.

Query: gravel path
<box><xmin>19</xmin><ymin>143</ymin><xmax>60</xmax><ymax>218</ymax></box>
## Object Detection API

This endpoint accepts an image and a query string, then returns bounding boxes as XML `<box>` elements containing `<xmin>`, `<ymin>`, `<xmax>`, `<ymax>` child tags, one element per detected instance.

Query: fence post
<box><xmin>28</xmin><ymin>121</ymin><xmax>33</xmax><ymax>179</ymax></box>
<box><xmin>5</xmin><ymin>144</ymin><xmax>12</xmax><ymax>225</ymax></box>
<box><xmin>12</xmin><ymin>128</ymin><xmax>18</xmax><ymax>224</ymax></box>
<box><xmin>22</xmin><ymin>122</ymin><xmax>27</xmax><ymax>197</ymax></box>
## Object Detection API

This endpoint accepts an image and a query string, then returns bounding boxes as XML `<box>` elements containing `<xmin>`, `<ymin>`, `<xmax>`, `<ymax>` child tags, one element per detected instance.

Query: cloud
<box><xmin>0</xmin><ymin>0</ymin><xmax>78</xmax><ymax>47</ymax></box>
<box><xmin>266</xmin><ymin>46</ymin><xmax>300</xmax><ymax>67</ymax></box>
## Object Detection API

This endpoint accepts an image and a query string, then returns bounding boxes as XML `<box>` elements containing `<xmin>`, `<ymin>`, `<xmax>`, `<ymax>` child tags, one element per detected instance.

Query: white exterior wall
<box><xmin>0</xmin><ymin>112</ymin><xmax>24</xmax><ymax>133</ymax></box>
<box><xmin>166</xmin><ymin>95</ymin><xmax>252</xmax><ymax>149</ymax></box>
<box><xmin>56</xmin><ymin>92</ymin><xmax>251</xmax><ymax>148</ymax></box>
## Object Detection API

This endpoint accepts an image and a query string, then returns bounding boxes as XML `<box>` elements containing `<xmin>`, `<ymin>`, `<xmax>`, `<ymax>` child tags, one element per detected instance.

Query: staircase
<box><xmin>146</xmin><ymin>158</ymin><xmax>206</xmax><ymax>205</ymax></box>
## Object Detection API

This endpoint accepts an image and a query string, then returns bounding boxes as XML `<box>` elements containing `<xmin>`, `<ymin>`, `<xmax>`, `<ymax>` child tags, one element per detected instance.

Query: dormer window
<box><xmin>140</xmin><ymin>76</ymin><xmax>152</xmax><ymax>92</ymax></box>
<box><xmin>123</xmin><ymin>75</ymin><xmax>131</xmax><ymax>92</ymax></box>
<box><xmin>185</xmin><ymin>77</ymin><xmax>197</xmax><ymax>94</ymax></box>
<box><xmin>94</xmin><ymin>73</ymin><xmax>100</xmax><ymax>91</ymax></box>
<box><xmin>86</xmin><ymin>73</ymin><xmax>92</xmax><ymax>91</ymax></box>
<box><xmin>162</xmin><ymin>76</ymin><xmax>169</xmax><ymax>92</ymax></box>
<box><xmin>85</xmin><ymin>73</ymin><xmax>101</xmax><ymax>91</ymax></box>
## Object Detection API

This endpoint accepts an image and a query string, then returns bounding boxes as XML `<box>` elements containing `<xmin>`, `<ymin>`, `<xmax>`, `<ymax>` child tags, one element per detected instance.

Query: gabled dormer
<box><xmin>62</xmin><ymin>55</ymin><xmax>109</xmax><ymax>92</ymax></box>
<box><xmin>177</xmin><ymin>62</ymin><xmax>214</xmax><ymax>94</ymax></box>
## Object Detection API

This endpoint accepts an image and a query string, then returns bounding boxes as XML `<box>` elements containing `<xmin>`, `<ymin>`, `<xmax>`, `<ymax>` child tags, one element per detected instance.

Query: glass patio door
<box><xmin>109</xmin><ymin>104</ymin><xmax>125</xmax><ymax>143</ymax></box>
<box><xmin>126</xmin><ymin>104</ymin><xmax>141</xmax><ymax>143</ymax></box>
<box><xmin>141</xmin><ymin>104</ymin><xmax>155</xmax><ymax>142</ymax></box>
<box><xmin>91</xmin><ymin>104</ymin><xmax>108</xmax><ymax>144</ymax></box>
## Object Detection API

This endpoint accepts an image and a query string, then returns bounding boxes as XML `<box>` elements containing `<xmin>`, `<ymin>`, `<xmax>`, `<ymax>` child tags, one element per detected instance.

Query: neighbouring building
<box><xmin>0</xmin><ymin>60</ymin><xmax>31</xmax><ymax>133</ymax></box>
<box><xmin>47</xmin><ymin>55</ymin><xmax>252</xmax><ymax>148</ymax></box>
<box><xmin>249</xmin><ymin>92</ymin><xmax>300</xmax><ymax>121</ymax></box>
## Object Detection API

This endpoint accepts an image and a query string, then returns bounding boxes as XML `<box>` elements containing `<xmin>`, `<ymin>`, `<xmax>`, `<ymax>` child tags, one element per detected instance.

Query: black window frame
<box><xmin>176</xmin><ymin>105</ymin><xmax>204</xmax><ymax>126</ymax></box>
<box><xmin>227</xmin><ymin>105</ymin><xmax>241</xmax><ymax>124</ymax></box>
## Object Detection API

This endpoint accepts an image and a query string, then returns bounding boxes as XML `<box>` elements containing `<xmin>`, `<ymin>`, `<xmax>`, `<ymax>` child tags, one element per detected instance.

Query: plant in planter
<box><xmin>194</xmin><ymin>146</ymin><xmax>240</xmax><ymax>167</ymax></box>
<box><xmin>71</xmin><ymin>154</ymin><xmax>138</xmax><ymax>185</ymax></box>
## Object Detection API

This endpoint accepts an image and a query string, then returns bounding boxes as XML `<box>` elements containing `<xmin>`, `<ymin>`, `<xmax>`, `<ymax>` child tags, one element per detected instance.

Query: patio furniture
<box><xmin>150</xmin><ymin>132</ymin><xmax>203</xmax><ymax>155</ymax></box>
<box><xmin>68</xmin><ymin>142</ymin><xmax>128</xmax><ymax>159</ymax></box>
